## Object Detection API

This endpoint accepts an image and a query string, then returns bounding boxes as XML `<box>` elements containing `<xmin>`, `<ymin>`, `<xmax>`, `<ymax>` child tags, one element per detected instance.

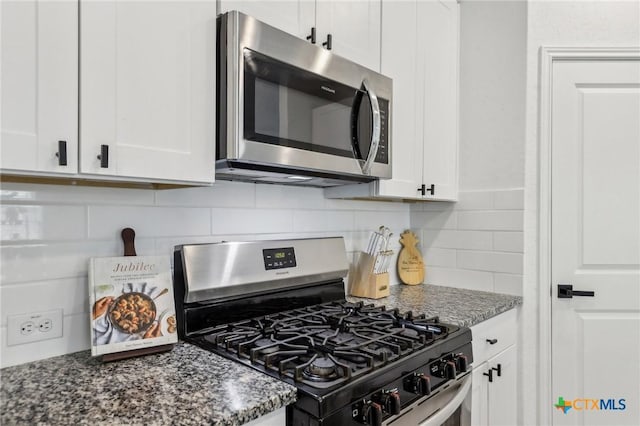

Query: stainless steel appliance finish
<box><xmin>178</xmin><ymin>238</ymin><xmax>348</xmax><ymax>303</ymax></box>
<box><xmin>217</xmin><ymin>11</ymin><xmax>392</xmax><ymax>187</ymax></box>
<box><xmin>173</xmin><ymin>237</ymin><xmax>473</xmax><ymax>426</ymax></box>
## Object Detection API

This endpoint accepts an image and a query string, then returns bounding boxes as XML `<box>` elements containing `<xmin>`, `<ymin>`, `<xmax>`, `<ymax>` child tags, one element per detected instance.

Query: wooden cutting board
<box><xmin>397</xmin><ymin>231</ymin><xmax>425</xmax><ymax>285</ymax></box>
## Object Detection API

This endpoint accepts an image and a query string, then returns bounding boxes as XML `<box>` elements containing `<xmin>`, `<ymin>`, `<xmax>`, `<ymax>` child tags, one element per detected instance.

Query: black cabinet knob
<box><xmin>486</xmin><ymin>338</ymin><xmax>498</xmax><ymax>345</ymax></box>
<box><xmin>483</xmin><ymin>369</ymin><xmax>494</xmax><ymax>383</ymax></box>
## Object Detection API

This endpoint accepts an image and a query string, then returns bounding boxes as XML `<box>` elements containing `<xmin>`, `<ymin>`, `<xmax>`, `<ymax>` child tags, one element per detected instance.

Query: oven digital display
<box><xmin>263</xmin><ymin>247</ymin><xmax>296</xmax><ymax>270</ymax></box>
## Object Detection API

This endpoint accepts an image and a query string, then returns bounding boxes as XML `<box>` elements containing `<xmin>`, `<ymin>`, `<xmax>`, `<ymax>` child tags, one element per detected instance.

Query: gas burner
<box><xmin>304</xmin><ymin>356</ymin><xmax>338</xmax><ymax>380</ymax></box>
<box><xmin>254</xmin><ymin>337</ymin><xmax>280</xmax><ymax>354</ymax></box>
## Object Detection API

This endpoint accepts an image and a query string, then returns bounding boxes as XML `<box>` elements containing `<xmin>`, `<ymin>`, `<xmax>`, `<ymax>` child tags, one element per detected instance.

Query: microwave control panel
<box><xmin>375</xmin><ymin>98</ymin><xmax>390</xmax><ymax>165</ymax></box>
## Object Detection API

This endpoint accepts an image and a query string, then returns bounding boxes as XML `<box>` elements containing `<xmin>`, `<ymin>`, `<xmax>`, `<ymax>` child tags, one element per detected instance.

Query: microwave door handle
<box><xmin>360</xmin><ymin>79</ymin><xmax>381</xmax><ymax>175</ymax></box>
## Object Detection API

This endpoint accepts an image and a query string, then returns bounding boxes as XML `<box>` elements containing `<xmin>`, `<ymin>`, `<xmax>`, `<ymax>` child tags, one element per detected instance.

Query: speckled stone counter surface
<box><xmin>0</xmin><ymin>342</ymin><xmax>296</xmax><ymax>425</ymax></box>
<box><xmin>348</xmin><ymin>284</ymin><xmax>522</xmax><ymax>327</ymax></box>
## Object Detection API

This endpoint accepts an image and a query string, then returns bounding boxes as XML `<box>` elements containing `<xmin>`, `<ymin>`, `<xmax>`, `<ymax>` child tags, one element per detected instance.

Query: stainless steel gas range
<box><xmin>173</xmin><ymin>238</ymin><xmax>472</xmax><ymax>426</ymax></box>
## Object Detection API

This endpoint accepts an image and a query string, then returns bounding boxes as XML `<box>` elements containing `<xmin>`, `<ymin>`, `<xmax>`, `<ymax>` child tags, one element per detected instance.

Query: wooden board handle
<box><xmin>121</xmin><ymin>228</ymin><xmax>137</xmax><ymax>257</ymax></box>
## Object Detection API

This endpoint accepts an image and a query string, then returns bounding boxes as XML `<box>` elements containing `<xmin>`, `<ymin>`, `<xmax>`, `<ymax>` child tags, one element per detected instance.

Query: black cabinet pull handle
<box><xmin>323</xmin><ymin>34</ymin><xmax>332</xmax><ymax>50</ymax></box>
<box><xmin>425</xmin><ymin>184</ymin><xmax>435</xmax><ymax>195</ymax></box>
<box><xmin>558</xmin><ymin>284</ymin><xmax>595</xmax><ymax>299</ymax></box>
<box><xmin>56</xmin><ymin>140</ymin><xmax>68</xmax><ymax>166</ymax></box>
<box><xmin>306</xmin><ymin>27</ymin><xmax>316</xmax><ymax>44</ymax></box>
<box><xmin>486</xmin><ymin>338</ymin><xmax>498</xmax><ymax>345</ymax></box>
<box><xmin>417</xmin><ymin>184</ymin><xmax>435</xmax><ymax>196</ymax></box>
<box><xmin>97</xmin><ymin>144</ymin><xmax>109</xmax><ymax>168</ymax></box>
<box><xmin>492</xmin><ymin>364</ymin><xmax>502</xmax><ymax>377</ymax></box>
<box><xmin>483</xmin><ymin>369</ymin><xmax>493</xmax><ymax>383</ymax></box>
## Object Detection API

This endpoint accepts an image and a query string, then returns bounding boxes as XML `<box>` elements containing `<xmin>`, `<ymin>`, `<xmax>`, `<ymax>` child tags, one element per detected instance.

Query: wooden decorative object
<box><xmin>397</xmin><ymin>231</ymin><xmax>425</xmax><ymax>285</ymax></box>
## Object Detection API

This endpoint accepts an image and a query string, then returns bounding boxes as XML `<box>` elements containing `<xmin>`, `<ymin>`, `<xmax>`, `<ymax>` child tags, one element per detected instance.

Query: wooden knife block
<box><xmin>349</xmin><ymin>252</ymin><xmax>390</xmax><ymax>299</ymax></box>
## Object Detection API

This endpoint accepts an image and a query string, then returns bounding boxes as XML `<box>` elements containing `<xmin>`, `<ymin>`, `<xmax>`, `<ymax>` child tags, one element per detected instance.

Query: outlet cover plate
<box><xmin>7</xmin><ymin>309</ymin><xmax>63</xmax><ymax>346</ymax></box>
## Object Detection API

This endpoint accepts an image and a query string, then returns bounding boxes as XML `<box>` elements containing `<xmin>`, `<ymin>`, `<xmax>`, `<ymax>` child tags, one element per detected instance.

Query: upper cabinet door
<box><xmin>80</xmin><ymin>1</ymin><xmax>216</xmax><ymax>184</ymax></box>
<box><xmin>316</xmin><ymin>0</ymin><xmax>381</xmax><ymax>72</ymax></box>
<box><xmin>1</xmin><ymin>0</ymin><xmax>78</xmax><ymax>175</ymax></box>
<box><xmin>219</xmin><ymin>0</ymin><xmax>315</xmax><ymax>41</ymax></box>
<box><xmin>419</xmin><ymin>0</ymin><xmax>459</xmax><ymax>201</ymax></box>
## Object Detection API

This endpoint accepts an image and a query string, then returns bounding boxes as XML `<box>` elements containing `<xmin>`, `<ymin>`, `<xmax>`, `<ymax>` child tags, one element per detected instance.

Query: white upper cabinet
<box><xmin>1</xmin><ymin>0</ymin><xmax>78</xmax><ymax>175</ymax></box>
<box><xmin>80</xmin><ymin>1</ymin><xmax>216</xmax><ymax>184</ymax></box>
<box><xmin>419</xmin><ymin>0</ymin><xmax>459</xmax><ymax>201</ymax></box>
<box><xmin>316</xmin><ymin>0</ymin><xmax>381</xmax><ymax>72</ymax></box>
<box><xmin>218</xmin><ymin>1</ymin><xmax>315</xmax><ymax>40</ymax></box>
<box><xmin>220</xmin><ymin>0</ymin><xmax>381</xmax><ymax>72</ymax></box>
<box><xmin>325</xmin><ymin>0</ymin><xmax>459</xmax><ymax>201</ymax></box>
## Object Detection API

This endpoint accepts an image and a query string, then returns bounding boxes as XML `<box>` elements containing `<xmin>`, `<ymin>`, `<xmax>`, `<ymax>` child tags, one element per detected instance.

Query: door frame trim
<box><xmin>537</xmin><ymin>46</ymin><xmax>640</xmax><ymax>426</ymax></box>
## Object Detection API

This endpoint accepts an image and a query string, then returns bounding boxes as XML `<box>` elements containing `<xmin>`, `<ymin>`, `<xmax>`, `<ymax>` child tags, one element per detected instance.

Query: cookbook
<box><xmin>89</xmin><ymin>256</ymin><xmax>177</xmax><ymax>357</ymax></box>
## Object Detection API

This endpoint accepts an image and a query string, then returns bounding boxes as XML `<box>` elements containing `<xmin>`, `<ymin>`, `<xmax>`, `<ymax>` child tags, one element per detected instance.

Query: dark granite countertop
<box><xmin>348</xmin><ymin>284</ymin><xmax>522</xmax><ymax>327</ymax></box>
<box><xmin>0</xmin><ymin>342</ymin><xmax>296</xmax><ymax>426</ymax></box>
<box><xmin>1</xmin><ymin>285</ymin><xmax>520</xmax><ymax>425</ymax></box>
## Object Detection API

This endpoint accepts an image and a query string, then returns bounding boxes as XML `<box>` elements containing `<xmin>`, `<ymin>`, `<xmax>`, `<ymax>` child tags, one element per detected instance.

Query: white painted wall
<box><xmin>0</xmin><ymin>181</ymin><xmax>410</xmax><ymax>367</ymax></box>
<box><xmin>523</xmin><ymin>1</ymin><xmax>640</xmax><ymax>425</ymax></box>
<box><xmin>459</xmin><ymin>0</ymin><xmax>527</xmax><ymax>191</ymax></box>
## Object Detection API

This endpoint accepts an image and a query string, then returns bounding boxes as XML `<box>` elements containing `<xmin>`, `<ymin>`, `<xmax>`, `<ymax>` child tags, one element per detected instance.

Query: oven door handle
<box><xmin>418</xmin><ymin>375</ymin><xmax>472</xmax><ymax>426</ymax></box>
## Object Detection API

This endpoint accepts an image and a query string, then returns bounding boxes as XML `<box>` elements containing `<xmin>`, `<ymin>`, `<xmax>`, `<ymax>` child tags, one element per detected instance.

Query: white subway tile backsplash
<box><xmin>423</xmin><ymin>248</ymin><xmax>457</xmax><ymax>268</ymax></box>
<box><xmin>493</xmin><ymin>189</ymin><xmax>524</xmax><ymax>210</ymax></box>
<box><xmin>154</xmin><ymin>181</ymin><xmax>255</xmax><ymax>208</ymax></box>
<box><xmin>0</xmin><ymin>278</ymin><xmax>88</xmax><ymax>326</ymax></box>
<box><xmin>493</xmin><ymin>232</ymin><xmax>524</xmax><ymax>252</ymax></box>
<box><xmin>457</xmin><ymin>210</ymin><xmax>523</xmax><ymax>231</ymax></box>
<box><xmin>410</xmin><ymin>210</ymin><xmax>457</xmax><ymax>230</ymax></box>
<box><xmin>89</xmin><ymin>206</ymin><xmax>211</xmax><ymax>239</ymax></box>
<box><xmin>422</xmin><ymin>229</ymin><xmax>493</xmax><ymax>251</ymax></box>
<box><xmin>456</xmin><ymin>191</ymin><xmax>494</xmax><ymax>210</ymax></box>
<box><xmin>457</xmin><ymin>250</ymin><xmax>523</xmax><ymax>274</ymax></box>
<box><xmin>256</xmin><ymin>185</ymin><xmax>325</xmax><ymax>210</ymax></box>
<box><xmin>494</xmin><ymin>273</ymin><xmax>523</xmax><ymax>296</ymax></box>
<box><xmin>1</xmin><ymin>183</ymin><xmax>155</xmax><ymax>206</ymax></box>
<box><xmin>325</xmin><ymin>197</ymin><xmax>408</xmax><ymax>212</ymax></box>
<box><xmin>425</xmin><ymin>267</ymin><xmax>494</xmax><ymax>292</ymax></box>
<box><xmin>352</xmin><ymin>211</ymin><xmax>410</xmax><ymax>232</ymax></box>
<box><xmin>212</xmin><ymin>208</ymin><xmax>292</xmax><ymax>235</ymax></box>
<box><xmin>1</xmin><ymin>205</ymin><xmax>86</xmax><ymax>242</ymax></box>
<box><xmin>293</xmin><ymin>210</ymin><xmax>353</xmax><ymax>233</ymax></box>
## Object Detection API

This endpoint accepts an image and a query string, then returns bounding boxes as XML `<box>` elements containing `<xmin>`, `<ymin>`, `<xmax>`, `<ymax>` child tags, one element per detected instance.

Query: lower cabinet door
<box><xmin>487</xmin><ymin>344</ymin><xmax>517</xmax><ymax>426</ymax></box>
<box><xmin>471</xmin><ymin>362</ymin><xmax>489</xmax><ymax>426</ymax></box>
<box><xmin>472</xmin><ymin>344</ymin><xmax>517</xmax><ymax>426</ymax></box>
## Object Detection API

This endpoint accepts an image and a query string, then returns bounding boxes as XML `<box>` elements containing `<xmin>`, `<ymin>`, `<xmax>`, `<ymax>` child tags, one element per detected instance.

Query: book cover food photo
<box><xmin>89</xmin><ymin>256</ymin><xmax>177</xmax><ymax>357</ymax></box>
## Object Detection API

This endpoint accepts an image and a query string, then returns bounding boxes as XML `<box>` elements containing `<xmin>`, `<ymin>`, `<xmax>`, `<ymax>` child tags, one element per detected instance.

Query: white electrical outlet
<box><xmin>7</xmin><ymin>309</ymin><xmax>63</xmax><ymax>346</ymax></box>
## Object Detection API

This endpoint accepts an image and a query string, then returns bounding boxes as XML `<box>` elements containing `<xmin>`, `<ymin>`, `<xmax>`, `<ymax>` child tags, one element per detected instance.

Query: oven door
<box><xmin>385</xmin><ymin>374</ymin><xmax>472</xmax><ymax>426</ymax></box>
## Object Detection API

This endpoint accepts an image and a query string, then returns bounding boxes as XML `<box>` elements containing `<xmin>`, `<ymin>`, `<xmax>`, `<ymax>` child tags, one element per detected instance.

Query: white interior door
<box><xmin>551</xmin><ymin>57</ymin><xmax>640</xmax><ymax>425</ymax></box>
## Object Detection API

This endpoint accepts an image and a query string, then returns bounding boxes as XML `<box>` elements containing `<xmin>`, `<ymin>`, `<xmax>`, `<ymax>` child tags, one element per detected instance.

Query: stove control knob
<box><xmin>353</xmin><ymin>400</ymin><xmax>382</xmax><ymax>426</ymax></box>
<box><xmin>433</xmin><ymin>360</ymin><xmax>457</xmax><ymax>380</ymax></box>
<box><xmin>373</xmin><ymin>389</ymin><xmax>401</xmax><ymax>415</ymax></box>
<box><xmin>404</xmin><ymin>373</ymin><xmax>431</xmax><ymax>396</ymax></box>
<box><xmin>454</xmin><ymin>354</ymin><xmax>468</xmax><ymax>373</ymax></box>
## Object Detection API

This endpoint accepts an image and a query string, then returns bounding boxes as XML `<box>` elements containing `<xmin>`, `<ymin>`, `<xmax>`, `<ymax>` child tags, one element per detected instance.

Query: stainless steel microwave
<box><xmin>216</xmin><ymin>11</ymin><xmax>392</xmax><ymax>187</ymax></box>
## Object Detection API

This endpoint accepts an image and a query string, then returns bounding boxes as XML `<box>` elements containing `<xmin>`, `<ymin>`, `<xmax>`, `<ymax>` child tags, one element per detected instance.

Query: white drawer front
<box><xmin>471</xmin><ymin>309</ymin><xmax>517</xmax><ymax>366</ymax></box>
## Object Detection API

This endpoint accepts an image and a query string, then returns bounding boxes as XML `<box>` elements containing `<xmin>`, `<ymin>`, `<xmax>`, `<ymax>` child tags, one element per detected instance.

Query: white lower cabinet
<box><xmin>470</xmin><ymin>309</ymin><xmax>518</xmax><ymax>426</ymax></box>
